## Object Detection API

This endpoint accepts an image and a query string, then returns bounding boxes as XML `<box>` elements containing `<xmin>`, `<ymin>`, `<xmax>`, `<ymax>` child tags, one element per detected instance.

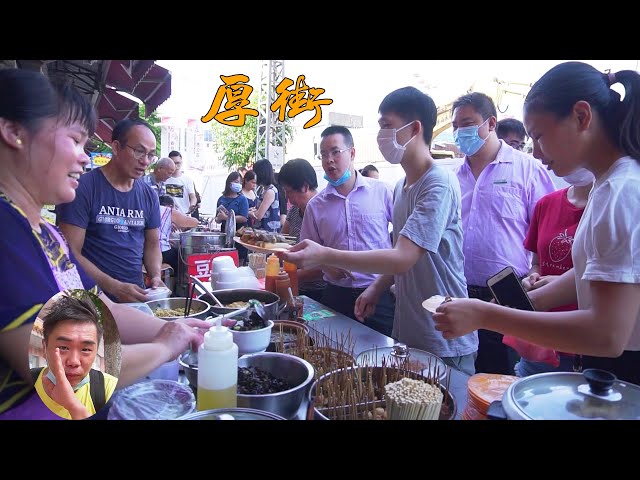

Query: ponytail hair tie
<box><xmin>607</xmin><ymin>71</ymin><xmax>617</xmax><ymax>86</ymax></box>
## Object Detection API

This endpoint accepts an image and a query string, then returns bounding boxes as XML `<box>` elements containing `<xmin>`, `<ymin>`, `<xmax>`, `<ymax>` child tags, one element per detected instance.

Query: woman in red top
<box><xmin>510</xmin><ymin>167</ymin><xmax>594</xmax><ymax>376</ymax></box>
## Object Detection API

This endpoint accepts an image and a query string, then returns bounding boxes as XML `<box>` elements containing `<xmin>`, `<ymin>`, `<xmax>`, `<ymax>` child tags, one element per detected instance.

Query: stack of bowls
<box><xmin>211</xmin><ymin>256</ymin><xmax>237</xmax><ymax>290</ymax></box>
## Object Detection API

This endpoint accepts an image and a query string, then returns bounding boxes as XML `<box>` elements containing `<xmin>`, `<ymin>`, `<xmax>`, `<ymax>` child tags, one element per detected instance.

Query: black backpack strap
<box><xmin>89</xmin><ymin>369</ymin><xmax>106</xmax><ymax>413</ymax></box>
<box><xmin>30</xmin><ymin>367</ymin><xmax>44</xmax><ymax>385</ymax></box>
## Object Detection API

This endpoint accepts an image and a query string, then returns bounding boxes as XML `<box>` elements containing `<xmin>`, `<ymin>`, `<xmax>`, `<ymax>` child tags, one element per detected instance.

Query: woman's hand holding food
<box><xmin>277</xmin><ymin>239</ymin><xmax>325</xmax><ymax>269</ymax></box>
<box><xmin>432</xmin><ymin>298</ymin><xmax>491</xmax><ymax>339</ymax></box>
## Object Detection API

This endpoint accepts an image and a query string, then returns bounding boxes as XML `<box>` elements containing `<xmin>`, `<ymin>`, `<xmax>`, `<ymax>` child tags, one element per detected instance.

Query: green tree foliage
<box><xmin>212</xmin><ymin>94</ymin><xmax>295</xmax><ymax>170</ymax></box>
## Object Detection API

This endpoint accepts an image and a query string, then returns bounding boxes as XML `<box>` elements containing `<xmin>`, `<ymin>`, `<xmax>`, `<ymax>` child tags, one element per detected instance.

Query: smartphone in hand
<box><xmin>487</xmin><ymin>266</ymin><xmax>535</xmax><ymax>311</ymax></box>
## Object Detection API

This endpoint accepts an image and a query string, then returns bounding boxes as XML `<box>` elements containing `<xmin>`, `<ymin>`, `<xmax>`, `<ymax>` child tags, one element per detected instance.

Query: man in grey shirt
<box><xmin>279</xmin><ymin>87</ymin><xmax>478</xmax><ymax>374</ymax></box>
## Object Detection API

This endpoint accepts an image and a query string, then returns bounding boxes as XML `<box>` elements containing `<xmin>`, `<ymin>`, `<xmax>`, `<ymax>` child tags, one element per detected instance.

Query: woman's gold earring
<box><xmin>16</xmin><ymin>139</ymin><xmax>22</xmax><ymax>145</ymax></box>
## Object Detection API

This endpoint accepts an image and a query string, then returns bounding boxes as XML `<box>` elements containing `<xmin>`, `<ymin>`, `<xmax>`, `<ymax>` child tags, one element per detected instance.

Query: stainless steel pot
<box><xmin>177</xmin><ymin>351</ymin><xmax>314</xmax><ymax>420</ymax></box>
<box><xmin>237</xmin><ymin>352</ymin><xmax>315</xmax><ymax>420</ymax></box>
<box><xmin>180</xmin><ymin>231</ymin><xmax>229</xmax><ymax>252</ymax></box>
<box><xmin>145</xmin><ymin>297</ymin><xmax>211</xmax><ymax>320</ymax></box>
<box><xmin>176</xmin><ymin>231</ymin><xmax>236</xmax><ymax>297</ymax></box>
<box><xmin>198</xmin><ymin>289</ymin><xmax>283</xmax><ymax>320</ymax></box>
<box><xmin>490</xmin><ymin>369</ymin><xmax>640</xmax><ymax>420</ymax></box>
<box><xmin>356</xmin><ymin>343</ymin><xmax>448</xmax><ymax>382</ymax></box>
<box><xmin>179</xmin><ymin>408</ymin><xmax>285</xmax><ymax>420</ymax></box>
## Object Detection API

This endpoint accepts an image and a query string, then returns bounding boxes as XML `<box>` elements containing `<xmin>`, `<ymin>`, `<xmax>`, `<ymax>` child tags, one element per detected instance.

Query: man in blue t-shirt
<box><xmin>57</xmin><ymin>119</ymin><xmax>165</xmax><ymax>303</ymax></box>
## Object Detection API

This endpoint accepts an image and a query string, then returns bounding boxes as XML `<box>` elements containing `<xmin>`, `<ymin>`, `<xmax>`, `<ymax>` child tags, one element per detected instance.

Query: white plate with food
<box><xmin>421</xmin><ymin>294</ymin><xmax>455</xmax><ymax>314</ymax></box>
<box><xmin>233</xmin><ymin>236</ymin><xmax>292</xmax><ymax>254</ymax></box>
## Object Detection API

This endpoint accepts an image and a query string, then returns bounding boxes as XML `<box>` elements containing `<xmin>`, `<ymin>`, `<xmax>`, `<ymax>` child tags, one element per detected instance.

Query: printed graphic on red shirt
<box><xmin>548</xmin><ymin>228</ymin><xmax>573</xmax><ymax>263</ymax></box>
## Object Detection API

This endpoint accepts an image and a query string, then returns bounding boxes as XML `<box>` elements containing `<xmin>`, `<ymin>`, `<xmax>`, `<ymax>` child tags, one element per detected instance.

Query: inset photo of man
<box><xmin>29</xmin><ymin>290</ymin><xmax>121</xmax><ymax>420</ymax></box>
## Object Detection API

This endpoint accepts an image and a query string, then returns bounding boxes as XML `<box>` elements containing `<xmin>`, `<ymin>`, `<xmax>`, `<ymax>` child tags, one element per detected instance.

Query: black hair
<box><xmin>378</xmin><ymin>86</ymin><xmax>437</xmax><ymax>145</ymax></box>
<box><xmin>525</xmin><ymin>61</ymin><xmax>640</xmax><ymax>161</ymax></box>
<box><xmin>168</xmin><ymin>150</ymin><xmax>182</xmax><ymax>158</ymax></box>
<box><xmin>360</xmin><ymin>164</ymin><xmax>379</xmax><ymax>177</ymax></box>
<box><xmin>159</xmin><ymin>195</ymin><xmax>174</xmax><ymax>207</ymax></box>
<box><xmin>252</xmin><ymin>158</ymin><xmax>276</xmax><ymax>186</ymax></box>
<box><xmin>42</xmin><ymin>292</ymin><xmax>103</xmax><ymax>347</ymax></box>
<box><xmin>242</xmin><ymin>169</ymin><xmax>256</xmax><ymax>187</ymax></box>
<box><xmin>451</xmin><ymin>92</ymin><xmax>497</xmax><ymax>122</ymax></box>
<box><xmin>277</xmin><ymin>158</ymin><xmax>318</xmax><ymax>191</ymax></box>
<box><xmin>320</xmin><ymin>125</ymin><xmax>354</xmax><ymax>147</ymax></box>
<box><xmin>496</xmin><ymin>118</ymin><xmax>527</xmax><ymax>140</ymax></box>
<box><xmin>111</xmin><ymin>118</ymin><xmax>154</xmax><ymax>146</ymax></box>
<box><xmin>223</xmin><ymin>171</ymin><xmax>242</xmax><ymax>195</ymax></box>
<box><xmin>0</xmin><ymin>68</ymin><xmax>96</xmax><ymax>137</ymax></box>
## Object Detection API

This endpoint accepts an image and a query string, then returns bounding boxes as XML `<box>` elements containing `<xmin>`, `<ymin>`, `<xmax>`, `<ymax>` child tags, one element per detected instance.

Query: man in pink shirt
<box><xmin>451</xmin><ymin>92</ymin><xmax>555</xmax><ymax>374</ymax></box>
<box><xmin>300</xmin><ymin>125</ymin><xmax>395</xmax><ymax>336</ymax></box>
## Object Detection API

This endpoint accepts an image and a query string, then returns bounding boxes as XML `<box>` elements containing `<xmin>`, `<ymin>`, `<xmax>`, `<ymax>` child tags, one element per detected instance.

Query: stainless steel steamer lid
<box><xmin>501</xmin><ymin>369</ymin><xmax>640</xmax><ymax>420</ymax></box>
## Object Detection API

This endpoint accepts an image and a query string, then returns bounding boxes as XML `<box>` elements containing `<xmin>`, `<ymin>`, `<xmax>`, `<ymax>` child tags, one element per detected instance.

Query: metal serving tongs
<box><xmin>189</xmin><ymin>275</ymin><xmax>224</xmax><ymax>307</ymax></box>
<box><xmin>204</xmin><ymin>299</ymin><xmax>268</xmax><ymax>326</ymax></box>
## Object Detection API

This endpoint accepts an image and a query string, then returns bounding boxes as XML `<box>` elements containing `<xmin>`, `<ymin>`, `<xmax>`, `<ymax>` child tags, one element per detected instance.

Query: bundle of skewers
<box><xmin>284</xmin><ymin>327</ymin><xmax>356</xmax><ymax>380</ymax></box>
<box><xmin>313</xmin><ymin>354</ymin><xmax>452</xmax><ymax>421</ymax></box>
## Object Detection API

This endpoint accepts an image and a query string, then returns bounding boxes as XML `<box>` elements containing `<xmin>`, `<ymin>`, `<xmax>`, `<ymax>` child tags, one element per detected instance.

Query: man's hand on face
<box><xmin>43</xmin><ymin>347</ymin><xmax>91</xmax><ymax>419</ymax></box>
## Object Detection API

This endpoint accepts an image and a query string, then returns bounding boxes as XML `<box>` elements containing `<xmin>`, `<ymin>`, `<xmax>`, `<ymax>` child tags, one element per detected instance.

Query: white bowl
<box><xmin>237</xmin><ymin>266</ymin><xmax>257</xmax><ymax>278</ymax></box>
<box><xmin>215</xmin><ymin>279</ymin><xmax>242</xmax><ymax>290</ymax></box>
<box><xmin>212</xmin><ymin>256</ymin><xmax>236</xmax><ymax>273</ymax></box>
<box><xmin>217</xmin><ymin>267</ymin><xmax>238</xmax><ymax>283</ymax></box>
<box><xmin>232</xmin><ymin>320</ymin><xmax>275</xmax><ymax>356</ymax></box>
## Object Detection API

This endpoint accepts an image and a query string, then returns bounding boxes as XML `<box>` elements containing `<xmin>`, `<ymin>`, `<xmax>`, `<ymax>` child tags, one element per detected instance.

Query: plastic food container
<box><xmin>144</xmin><ymin>287</ymin><xmax>172</xmax><ymax>301</ymax></box>
<box><xmin>107</xmin><ymin>379</ymin><xmax>196</xmax><ymax>420</ymax></box>
<box><xmin>463</xmin><ymin>373</ymin><xmax>519</xmax><ymax>420</ymax></box>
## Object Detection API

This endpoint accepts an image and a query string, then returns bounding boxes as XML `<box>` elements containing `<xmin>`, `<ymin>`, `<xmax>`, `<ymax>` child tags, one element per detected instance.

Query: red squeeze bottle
<box><xmin>265</xmin><ymin>254</ymin><xmax>280</xmax><ymax>294</ymax></box>
<box><xmin>283</xmin><ymin>261</ymin><xmax>299</xmax><ymax>296</ymax></box>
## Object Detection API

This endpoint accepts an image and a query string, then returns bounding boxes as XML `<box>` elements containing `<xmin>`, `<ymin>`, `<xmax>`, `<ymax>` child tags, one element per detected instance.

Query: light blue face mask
<box><xmin>46</xmin><ymin>368</ymin><xmax>90</xmax><ymax>392</ymax></box>
<box><xmin>230</xmin><ymin>182</ymin><xmax>242</xmax><ymax>193</ymax></box>
<box><xmin>453</xmin><ymin>118</ymin><xmax>490</xmax><ymax>156</ymax></box>
<box><xmin>324</xmin><ymin>168</ymin><xmax>352</xmax><ymax>187</ymax></box>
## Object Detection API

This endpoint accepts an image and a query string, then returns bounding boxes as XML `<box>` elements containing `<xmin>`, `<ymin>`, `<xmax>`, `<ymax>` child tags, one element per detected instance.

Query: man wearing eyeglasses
<box><xmin>496</xmin><ymin>118</ymin><xmax>528</xmax><ymax>151</ymax></box>
<box><xmin>299</xmin><ymin>125</ymin><xmax>395</xmax><ymax>337</ymax></box>
<box><xmin>57</xmin><ymin>119</ymin><xmax>167</xmax><ymax>303</ymax></box>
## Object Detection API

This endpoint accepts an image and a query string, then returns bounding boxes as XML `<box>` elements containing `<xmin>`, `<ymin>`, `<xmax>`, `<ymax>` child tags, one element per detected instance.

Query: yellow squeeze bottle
<box><xmin>197</xmin><ymin>318</ymin><xmax>238</xmax><ymax>411</ymax></box>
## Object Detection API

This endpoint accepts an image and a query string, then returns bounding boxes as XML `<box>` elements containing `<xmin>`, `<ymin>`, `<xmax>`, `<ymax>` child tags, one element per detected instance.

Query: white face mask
<box><xmin>563</xmin><ymin>167</ymin><xmax>595</xmax><ymax>186</ymax></box>
<box><xmin>377</xmin><ymin>121</ymin><xmax>416</xmax><ymax>164</ymax></box>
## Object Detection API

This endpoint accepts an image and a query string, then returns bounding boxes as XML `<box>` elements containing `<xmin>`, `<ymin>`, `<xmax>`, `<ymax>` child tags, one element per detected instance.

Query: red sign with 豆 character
<box><xmin>186</xmin><ymin>251</ymin><xmax>239</xmax><ymax>296</ymax></box>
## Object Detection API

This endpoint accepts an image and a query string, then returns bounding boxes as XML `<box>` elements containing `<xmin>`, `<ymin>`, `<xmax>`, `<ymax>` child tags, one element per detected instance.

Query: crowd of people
<box><xmin>2</xmin><ymin>60</ymin><xmax>640</xmax><ymax>421</ymax></box>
